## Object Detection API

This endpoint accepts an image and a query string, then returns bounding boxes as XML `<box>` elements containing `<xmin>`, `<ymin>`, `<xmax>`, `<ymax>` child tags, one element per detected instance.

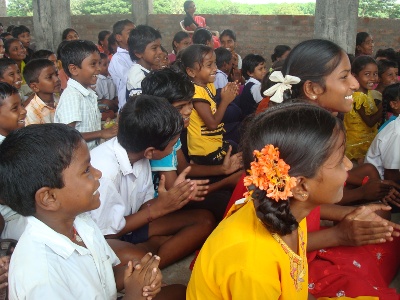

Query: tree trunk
<box><xmin>132</xmin><ymin>0</ymin><xmax>153</xmax><ymax>25</ymax></box>
<box><xmin>32</xmin><ymin>0</ymin><xmax>71</xmax><ymax>52</ymax></box>
<box><xmin>0</xmin><ymin>0</ymin><xmax>6</xmax><ymax>17</ymax></box>
<box><xmin>314</xmin><ymin>0</ymin><xmax>359</xmax><ymax>54</ymax></box>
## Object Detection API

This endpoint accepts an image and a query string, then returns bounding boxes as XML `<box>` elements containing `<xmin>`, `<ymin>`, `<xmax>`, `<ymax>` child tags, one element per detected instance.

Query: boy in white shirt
<box><xmin>90</xmin><ymin>95</ymin><xmax>215</xmax><ymax>268</ymax></box>
<box><xmin>55</xmin><ymin>40</ymin><xmax>117</xmax><ymax>150</ymax></box>
<box><xmin>0</xmin><ymin>123</ymin><xmax>170</xmax><ymax>299</ymax></box>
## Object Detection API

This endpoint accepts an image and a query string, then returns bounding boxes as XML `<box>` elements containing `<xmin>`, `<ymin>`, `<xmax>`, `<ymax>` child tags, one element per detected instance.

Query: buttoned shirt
<box><xmin>55</xmin><ymin>78</ymin><xmax>101</xmax><ymax>150</ymax></box>
<box><xmin>90</xmin><ymin>137</ymin><xmax>154</xmax><ymax>235</ymax></box>
<box><xmin>108</xmin><ymin>47</ymin><xmax>134</xmax><ymax>109</ymax></box>
<box><xmin>9</xmin><ymin>214</ymin><xmax>120</xmax><ymax>299</ymax></box>
<box><xmin>95</xmin><ymin>74</ymin><xmax>117</xmax><ymax>100</ymax></box>
<box><xmin>25</xmin><ymin>94</ymin><xmax>58</xmax><ymax>125</ymax></box>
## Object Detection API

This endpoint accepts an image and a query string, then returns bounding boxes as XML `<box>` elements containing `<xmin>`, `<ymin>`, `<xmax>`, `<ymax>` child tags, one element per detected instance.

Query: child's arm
<box><xmin>176</xmin><ymin>147</ymin><xmax>242</xmax><ymax>177</ymax></box>
<box><xmin>68</xmin><ymin>121</ymin><xmax>118</xmax><ymax>141</ymax></box>
<box><xmin>357</xmin><ymin>103</ymin><xmax>383</xmax><ymax>127</ymax></box>
<box><xmin>384</xmin><ymin>169</ymin><xmax>400</xmax><ymax>182</ymax></box>
<box><xmin>194</xmin><ymin>83</ymin><xmax>237</xmax><ymax>130</ymax></box>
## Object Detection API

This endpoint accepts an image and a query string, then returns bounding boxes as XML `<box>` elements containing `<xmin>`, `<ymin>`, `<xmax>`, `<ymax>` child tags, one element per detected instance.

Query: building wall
<box><xmin>1</xmin><ymin>14</ymin><xmax>399</xmax><ymax>66</ymax></box>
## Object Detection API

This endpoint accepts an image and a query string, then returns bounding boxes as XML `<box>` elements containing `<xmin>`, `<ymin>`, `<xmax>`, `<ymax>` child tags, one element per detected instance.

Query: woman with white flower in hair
<box><xmin>187</xmin><ymin>102</ymin><xmax>352</xmax><ymax>299</ymax></box>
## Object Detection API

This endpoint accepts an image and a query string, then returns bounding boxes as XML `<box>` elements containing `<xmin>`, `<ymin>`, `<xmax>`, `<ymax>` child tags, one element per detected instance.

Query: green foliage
<box><xmin>75</xmin><ymin>0</ymin><xmax>132</xmax><ymax>15</ymax></box>
<box><xmin>7</xmin><ymin>0</ymin><xmax>33</xmax><ymax>16</ymax></box>
<box><xmin>358</xmin><ymin>0</ymin><xmax>396</xmax><ymax>18</ymax></box>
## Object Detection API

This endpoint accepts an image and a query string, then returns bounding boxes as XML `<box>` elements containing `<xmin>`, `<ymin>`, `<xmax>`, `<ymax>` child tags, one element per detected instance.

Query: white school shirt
<box><xmin>90</xmin><ymin>137</ymin><xmax>154</xmax><ymax>235</ymax></box>
<box><xmin>214</xmin><ymin>70</ymin><xmax>228</xmax><ymax>89</ymax></box>
<box><xmin>9</xmin><ymin>213</ymin><xmax>120</xmax><ymax>300</ymax></box>
<box><xmin>126</xmin><ymin>64</ymin><xmax>150</xmax><ymax>98</ymax></box>
<box><xmin>95</xmin><ymin>74</ymin><xmax>117</xmax><ymax>100</ymax></box>
<box><xmin>108</xmin><ymin>47</ymin><xmax>134</xmax><ymax>110</ymax></box>
<box><xmin>54</xmin><ymin>78</ymin><xmax>101</xmax><ymax>150</ymax></box>
<box><xmin>247</xmin><ymin>77</ymin><xmax>263</xmax><ymax>103</ymax></box>
<box><xmin>365</xmin><ymin>116</ymin><xmax>400</xmax><ymax>179</ymax></box>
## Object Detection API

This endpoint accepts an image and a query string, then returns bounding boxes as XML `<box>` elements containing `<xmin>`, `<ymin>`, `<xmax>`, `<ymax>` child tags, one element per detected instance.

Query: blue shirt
<box><xmin>379</xmin><ymin>115</ymin><xmax>397</xmax><ymax>132</ymax></box>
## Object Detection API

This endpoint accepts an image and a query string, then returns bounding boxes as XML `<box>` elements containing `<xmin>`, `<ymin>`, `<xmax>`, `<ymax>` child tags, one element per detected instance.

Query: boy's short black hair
<box><xmin>0</xmin><ymin>124</ymin><xmax>83</xmax><ymax>216</ymax></box>
<box><xmin>219</xmin><ymin>29</ymin><xmax>236</xmax><ymax>42</ymax></box>
<box><xmin>142</xmin><ymin>68</ymin><xmax>194</xmax><ymax>104</ymax></box>
<box><xmin>128</xmin><ymin>25</ymin><xmax>161</xmax><ymax>61</ymax></box>
<box><xmin>242</xmin><ymin>54</ymin><xmax>266</xmax><ymax>80</ymax></box>
<box><xmin>56</xmin><ymin>40</ymin><xmax>70</xmax><ymax>61</ymax></box>
<box><xmin>0</xmin><ymin>82</ymin><xmax>19</xmax><ymax>105</ymax></box>
<box><xmin>118</xmin><ymin>94</ymin><xmax>183</xmax><ymax>153</ymax></box>
<box><xmin>377</xmin><ymin>59</ymin><xmax>398</xmax><ymax>77</ymax></box>
<box><xmin>60</xmin><ymin>40</ymin><xmax>99</xmax><ymax>77</ymax></box>
<box><xmin>0</xmin><ymin>33</ymin><xmax>11</xmax><ymax>39</ymax></box>
<box><xmin>113</xmin><ymin>19</ymin><xmax>134</xmax><ymax>35</ymax></box>
<box><xmin>0</xmin><ymin>58</ymin><xmax>18</xmax><ymax>79</ymax></box>
<box><xmin>215</xmin><ymin>47</ymin><xmax>232</xmax><ymax>69</ymax></box>
<box><xmin>23</xmin><ymin>59</ymin><xmax>55</xmax><ymax>85</ymax></box>
<box><xmin>6</xmin><ymin>25</ymin><xmax>15</xmax><ymax>33</ymax></box>
<box><xmin>11</xmin><ymin>25</ymin><xmax>30</xmax><ymax>38</ymax></box>
<box><xmin>31</xmin><ymin>49</ymin><xmax>55</xmax><ymax>60</ymax></box>
<box><xmin>375</xmin><ymin>48</ymin><xmax>397</xmax><ymax>61</ymax></box>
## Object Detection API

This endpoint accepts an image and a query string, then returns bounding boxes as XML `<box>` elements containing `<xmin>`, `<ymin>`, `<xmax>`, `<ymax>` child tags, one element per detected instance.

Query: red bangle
<box><xmin>362</xmin><ymin>176</ymin><xmax>370</xmax><ymax>185</ymax></box>
<box><xmin>146</xmin><ymin>203</ymin><xmax>153</xmax><ymax>223</ymax></box>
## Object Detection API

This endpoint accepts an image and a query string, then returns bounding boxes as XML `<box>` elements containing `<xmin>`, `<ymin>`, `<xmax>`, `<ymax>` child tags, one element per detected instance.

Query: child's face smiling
<box><xmin>354</xmin><ymin>63</ymin><xmax>378</xmax><ymax>94</ymax></box>
<box><xmin>70</xmin><ymin>52</ymin><xmax>101</xmax><ymax>88</ymax></box>
<box><xmin>54</xmin><ymin>141</ymin><xmax>102</xmax><ymax>216</ymax></box>
<box><xmin>220</xmin><ymin>35</ymin><xmax>235</xmax><ymax>51</ymax></box>
<box><xmin>31</xmin><ymin>65</ymin><xmax>61</xmax><ymax>99</ymax></box>
<box><xmin>173</xmin><ymin>99</ymin><xmax>193</xmax><ymax>128</ymax></box>
<box><xmin>0</xmin><ymin>93</ymin><xmax>26</xmax><ymax>137</ymax></box>
<box><xmin>306</xmin><ymin>131</ymin><xmax>352</xmax><ymax>206</ymax></box>
<box><xmin>99</xmin><ymin>58</ymin><xmax>109</xmax><ymax>77</ymax></box>
<box><xmin>380</xmin><ymin>67</ymin><xmax>399</xmax><ymax>87</ymax></box>
<box><xmin>18</xmin><ymin>32</ymin><xmax>31</xmax><ymax>48</ymax></box>
<box><xmin>136</xmin><ymin>38</ymin><xmax>162</xmax><ymax>70</ymax></box>
<box><xmin>6</xmin><ymin>40</ymin><xmax>26</xmax><ymax>62</ymax></box>
<box><xmin>190</xmin><ymin>51</ymin><xmax>217</xmax><ymax>86</ymax></box>
<box><xmin>0</xmin><ymin>64</ymin><xmax>22</xmax><ymax>89</ymax></box>
<box><xmin>315</xmin><ymin>51</ymin><xmax>359</xmax><ymax>113</ymax></box>
<box><xmin>174</xmin><ymin>37</ymin><xmax>191</xmax><ymax>53</ymax></box>
<box><xmin>248</xmin><ymin>62</ymin><xmax>267</xmax><ymax>82</ymax></box>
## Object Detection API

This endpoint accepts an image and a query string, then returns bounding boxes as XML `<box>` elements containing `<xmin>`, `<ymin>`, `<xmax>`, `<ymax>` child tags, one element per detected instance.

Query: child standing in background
<box><xmin>95</xmin><ymin>53</ymin><xmax>118</xmax><ymax>113</ymax></box>
<box><xmin>108</xmin><ymin>19</ymin><xmax>135</xmax><ymax>110</ymax></box>
<box><xmin>345</xmin><ymin>56</ymin><xmax>381</xmax><ymax>162</ymax></box>
<box><xmin>177</xmin><ymin>44</ymin><xmax>238</xmax><ymax>165</ymax></box>
<box><xmin>169</xmin><ymin>31</ymin><xmax>191</xmax><ymax>63</ymax></box>
<box><xmin>237</xmin><ymin>54</ymin><xmax>267</xmax><ymax>117</ymax></box>
<box><xmin>55</xmin><ymin>40</ymin><xmax>117</xmax><ymax>150</ymax></box>
<box><xmin>126</xmin><ymin>25</ymin><xmax>162</xmax><ymax>99</ymax></box>
<box><xmin>23</xmin><ymin>59</ymin><xmax>60</xmax><ymax>125</ymax></box>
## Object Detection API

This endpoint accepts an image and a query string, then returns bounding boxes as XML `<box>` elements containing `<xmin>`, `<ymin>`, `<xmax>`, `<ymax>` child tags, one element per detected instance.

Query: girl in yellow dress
<box><xmin>187</xmin><ymin>103</ymin><xmax>352</xmax><ymax>300</ymax></box>
<box><xmin>344</xmin><ymin>56</ymin><xmax>381</xmax><ymax>162</ymax></box>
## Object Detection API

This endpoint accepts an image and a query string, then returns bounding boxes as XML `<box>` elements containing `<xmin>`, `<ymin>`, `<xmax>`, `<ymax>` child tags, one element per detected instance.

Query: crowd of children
<box><xmin>0</xmin><ymin>14</ymin><xmax>400</xmax><ymax>300</ymax></box>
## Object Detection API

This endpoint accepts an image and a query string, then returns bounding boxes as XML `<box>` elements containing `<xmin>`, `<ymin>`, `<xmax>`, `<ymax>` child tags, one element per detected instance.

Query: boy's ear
<box><xmin>133</xmin><ymin>51</ymin><xmax>143</xmax><ymax>59</ymax></box>
<box><xmin>68</xmin><ymin>64</ymin><xmax>80</xmax><ymax>77</ymax></box>
<box><xmin>143</xmin><ymin>147</ymin><xmax>156</xmax><ymax>159</ymax></box>
<box><xmin>290</xmin><ymin>176</ymin><xmax>310</xmax><ymax>203</ymax></box>
<box><xmin>35</xmin><ymin>187</ymin><xmax>60</xmax><ymax>212</ymax></box>
<box><xmin>29</xmin><ymin>81</ymin><xmax>39</xmax><ymax>93</ymax></box>
<box><xmin>303</xmin><ymin>80</ymin><xmax>324</xmax><ymax>100</ymax></box>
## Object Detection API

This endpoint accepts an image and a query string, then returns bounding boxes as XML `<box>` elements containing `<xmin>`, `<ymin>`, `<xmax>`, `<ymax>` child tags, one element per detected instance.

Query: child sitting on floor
<box><xmin>23</xmin><ymin>58</ymin><xmax>60</xmax><ymax>125</ymax></box>
<box><xmin>0</xmin><ymin>123</ymin><xmax>185</xmax><ymax>299</ymax></box>
<box><xmin>11</xmin><ymin>25</ymin><xmax>33</xmax><ymax>63</ymax></box>
<box><xmin>237</xmin><ymin>54</ymin><xmax>267</xmax><ymax>117</ymax></box>
<box><xmin>379</xmin><ymin>83</ymin><xmax>400</xmax><ymax>132</ymax></box>
<box><xmin>373</xmin><ymin>59</ymin><xmax>398</xmax><ymax>98</ymax></box>
<box><xmin>214</xmin><ymin>47</ymin><xmax>232</xmax><ymax>90</ymax></box>
<box><xmin>0</xmin><ymin>58</ymin><xmax>22</xmax><ymax>91</ymax></box>
<box><xmin>55</xmin><ymin>40</ymin><xmax>117</xmax><ymax>150</ymax></box>
<box><xmin>0</xmin><ymin>82</ymin><xmax>27</xmax><ymax>241</ymax></box>
<box><xmin>90</xmin><ymin>95</ymin><xmax>215</xmax><ymax>268</ymax></box>
<box><xmin>95</xmin><ymin>52</ymin><xmax>118</xmax><ymax>114</ymax></box>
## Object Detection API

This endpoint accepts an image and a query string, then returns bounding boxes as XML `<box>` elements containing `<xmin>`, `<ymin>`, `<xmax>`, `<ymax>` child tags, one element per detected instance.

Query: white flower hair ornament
<box><xmin>263</xmin><ymin>71</ymin><xmax>301</xmax><ymax>103</ymax></box>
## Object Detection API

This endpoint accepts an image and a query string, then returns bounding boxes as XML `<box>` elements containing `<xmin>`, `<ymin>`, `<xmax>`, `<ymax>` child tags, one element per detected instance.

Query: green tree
<box><xmin>7</xmin><ymin>0</ymin><xmax>33</xmax><ymax>16</ymax></box>
<box><xmin>358</xmin><ymin>0</ymin><xmax>396</xmax><ymax>18</ymax></box>
<box><xmin>273</xmin><ymin>4</ymin><xmax>303</xmax><ymax>15</ymax></box>
<box><xmin>71</xmin><ymin>0</ymin><xmax>83</xmax><ymax>15</ymax></box>
<box><xmin>78</xmin><ymin>0</ymin><xmax>131</xmax><ymax>15</ymax></box>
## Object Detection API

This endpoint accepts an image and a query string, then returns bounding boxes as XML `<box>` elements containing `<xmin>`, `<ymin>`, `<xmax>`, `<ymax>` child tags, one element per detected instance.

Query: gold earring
<box><xmin>312</xmin><ymin>95</ymin><xmax>317</xmax><ymax>100</ymax></box>
<box><xmin>302</xmin><ymin>193</ymin><xmax>308</xmax><ymax>198</ymax></box>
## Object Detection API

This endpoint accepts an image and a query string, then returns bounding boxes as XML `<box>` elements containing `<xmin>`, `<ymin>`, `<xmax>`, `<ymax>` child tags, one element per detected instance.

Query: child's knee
<box><xmin>192</xmin><ymin>209</ymin><xmax>216</xmax><ymax>230</ymax></box>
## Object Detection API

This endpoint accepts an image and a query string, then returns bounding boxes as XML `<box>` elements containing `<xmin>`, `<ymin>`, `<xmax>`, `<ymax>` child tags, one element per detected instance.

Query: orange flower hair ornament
<box><xmin>243</xmin><ymin>145</ymin><xmax>297</xmax><ymax>202</ymax></box>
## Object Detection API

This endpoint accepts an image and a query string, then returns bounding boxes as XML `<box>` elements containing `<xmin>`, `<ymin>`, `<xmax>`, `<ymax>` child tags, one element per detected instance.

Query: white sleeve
<box><xmin>380</xmin><ymin>131</ymin><xmax>400</xmax><ymax>171</ymax></box>
<box><xmin>250</xmin><ymin>83</ymin><xmax>263</xmax><ymax>103</ymax></box>
<box><xmin>89</xmin><ymin>176</ymin><xmax>127</xmax><ymax>235</ymax></box>
<box><xmin>95</xmin><ymin>78</ymin><xmax>108</xmax><ymax>100</ymax></box>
